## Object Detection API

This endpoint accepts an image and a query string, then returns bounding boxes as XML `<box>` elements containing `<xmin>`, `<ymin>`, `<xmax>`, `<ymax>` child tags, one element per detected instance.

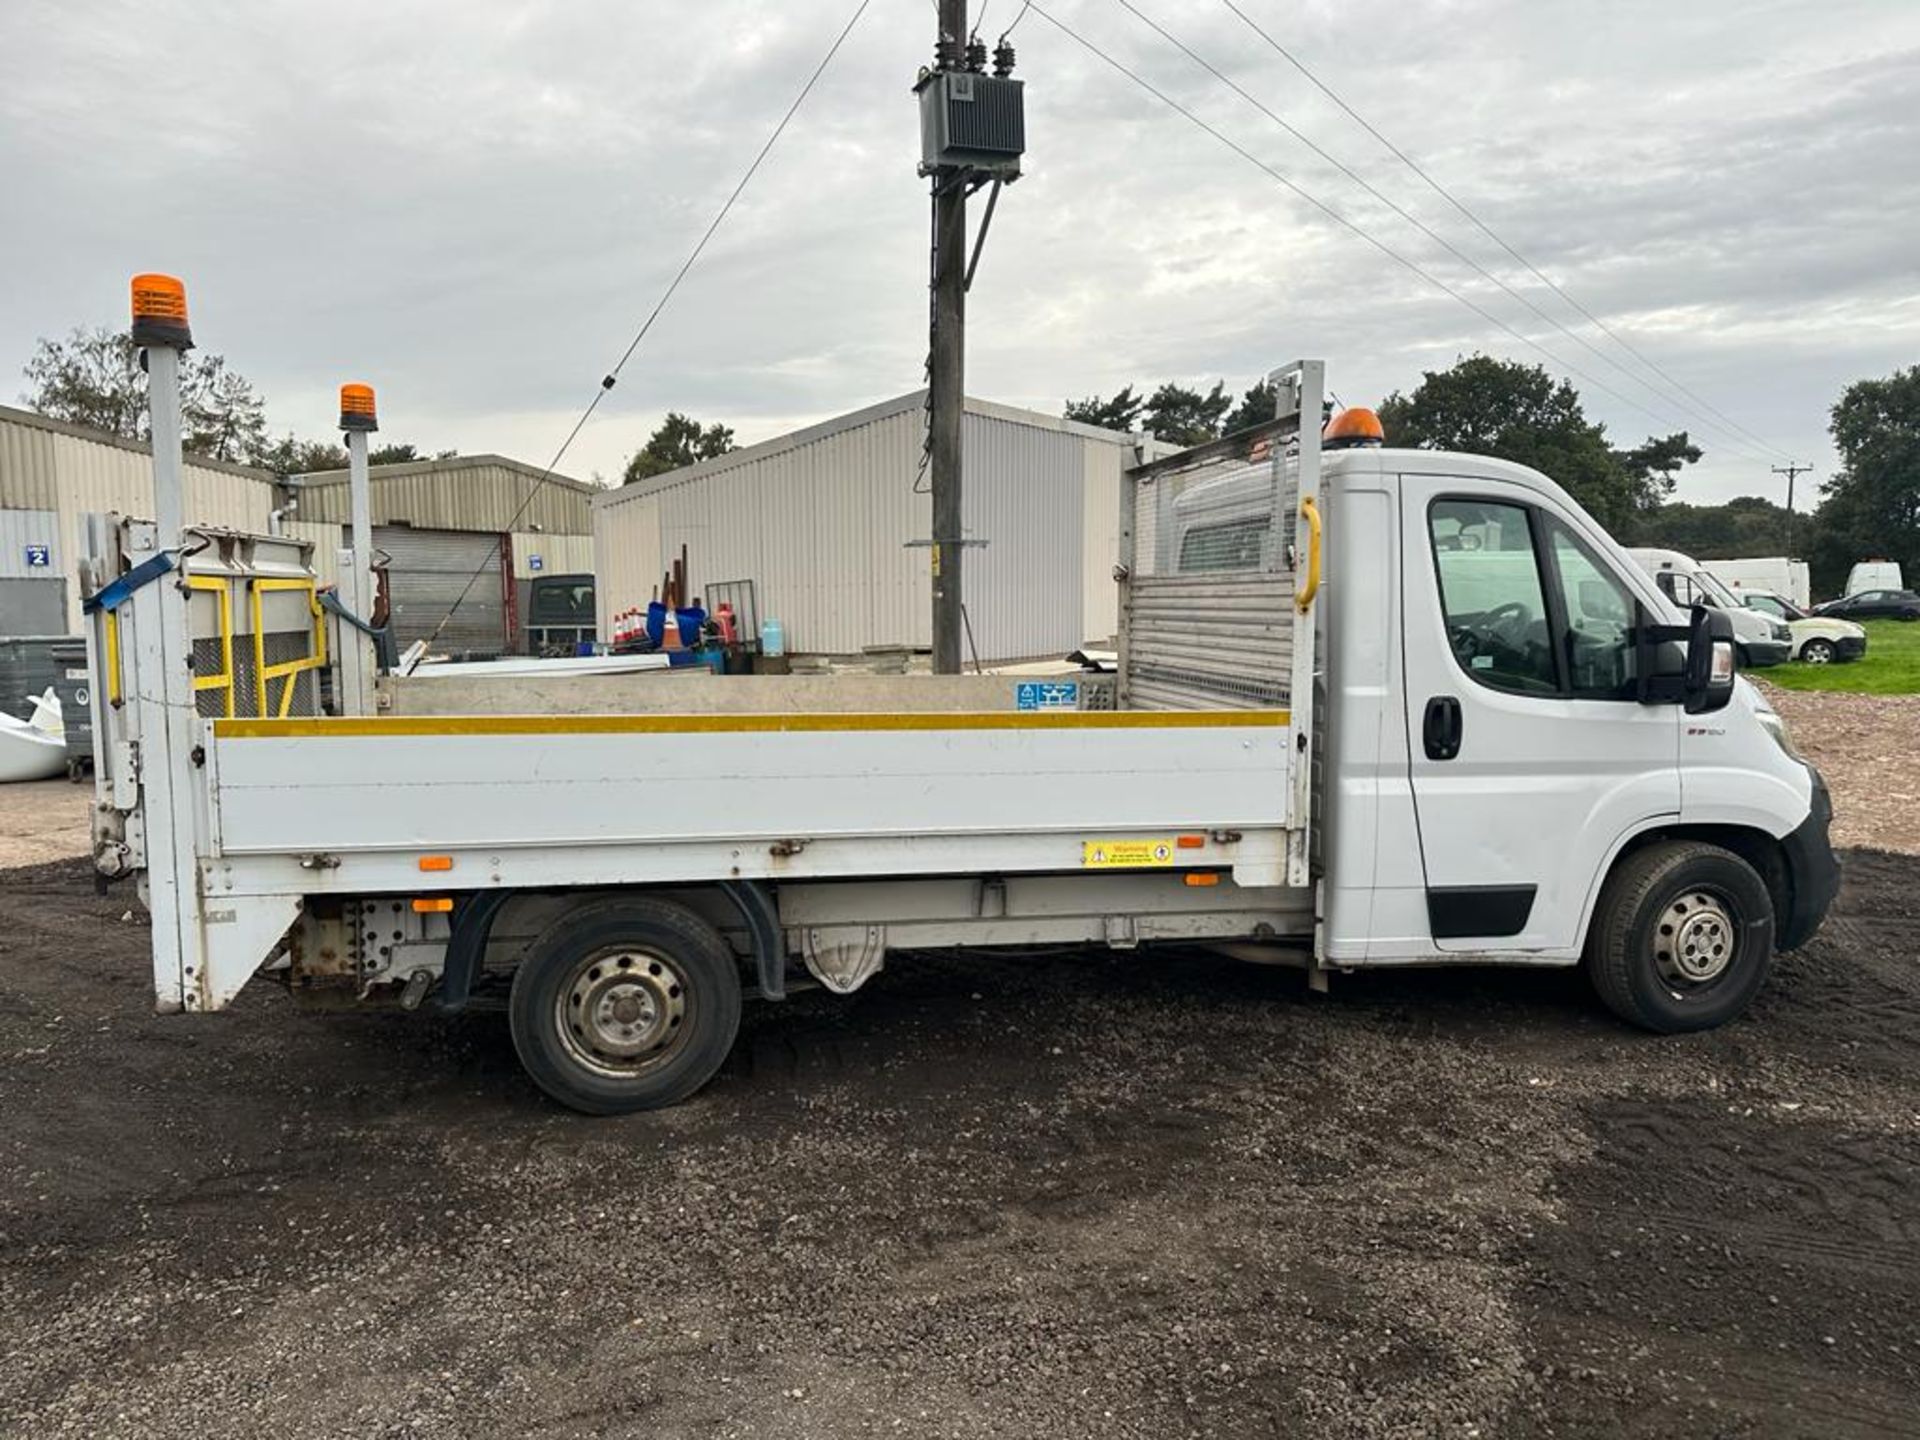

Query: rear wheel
<box><xmin>1800</xmin><ymin>637</ymin><xmax>1835</xmax><ymax>664</ymax></box>
<box><xmin>509</xmin><ymin>896</ymin><xmax>742</xmax><ymax>1114</ymax></box>
<box><xmin>1584</xmin><ymin>841</ymin><xmax>1774</xmax><ymax>1033</ymax></box>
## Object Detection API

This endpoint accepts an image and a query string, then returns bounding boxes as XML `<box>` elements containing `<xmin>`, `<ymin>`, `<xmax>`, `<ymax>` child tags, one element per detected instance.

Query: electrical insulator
<box><xmin>965</xmin><ymin>36</ymin><xmax>988</xmax><ymax>72</ymax></box>
<box><xmin>993</xmin><ymin>40</ymin><xmax>1016</xmax><ymax>78</ymax></box>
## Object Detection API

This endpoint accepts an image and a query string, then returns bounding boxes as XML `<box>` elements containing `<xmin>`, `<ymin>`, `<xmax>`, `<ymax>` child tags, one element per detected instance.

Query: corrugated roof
<box><xmin>294</xmin><ymin>452</ymin><xmax>596</xmax><ymax>495</ymax></box>
<box><xmin>0</xmin><ymin>402</ymin><xmax>277</xmax><ymax>482</ymax></box>
<box><xmin>594</xmin><ymin>392</ymin><xmax>1144</xmax><ymax>512</ymax></box>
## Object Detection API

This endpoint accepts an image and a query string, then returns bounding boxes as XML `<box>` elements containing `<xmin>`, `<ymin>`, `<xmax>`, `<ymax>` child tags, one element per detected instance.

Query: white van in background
<box><xmin>1627</xmin><ymin>548</ymin><xmax>1793</xmax><ymax>667</ymax></box>
<box><xmin>1708</xmin><ymin>557</ymin><xmax>1810</xmax><ymax>609</ymax></box>
<box><xmin>1845</xmin><ymin>560</ymin><xmax>1905</xmax><ymax>597</ymax></box>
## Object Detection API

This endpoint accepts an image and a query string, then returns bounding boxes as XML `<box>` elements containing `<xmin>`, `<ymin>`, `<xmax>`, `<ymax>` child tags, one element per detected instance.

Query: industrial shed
<box><xmin>0</xmin><ymin>403</ymin><xmax>276</xmax><ymax>634</ymax></box>
<box><xmin>592</xmin><ymin>394</ymin><xmax>1145</xmax><ymax>662</ymax></box>
<box><xmin>288</xmin><ymin>454</ymin><xmax>597</xmax><ymax>654</ymax></box>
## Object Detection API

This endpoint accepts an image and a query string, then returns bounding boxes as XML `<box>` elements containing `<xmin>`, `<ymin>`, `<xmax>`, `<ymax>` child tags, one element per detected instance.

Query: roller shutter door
<box><xmin>374</xmin><ymin>526</ymin><xmax>507</xmax><ymax>656</ymax></box>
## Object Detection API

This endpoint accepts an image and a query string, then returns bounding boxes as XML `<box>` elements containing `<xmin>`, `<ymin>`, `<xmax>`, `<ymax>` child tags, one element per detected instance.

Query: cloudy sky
<box><xmin>3</xmin><ymin>0</ymin><xmax>1916</xmax><ymax>506</ymax></box>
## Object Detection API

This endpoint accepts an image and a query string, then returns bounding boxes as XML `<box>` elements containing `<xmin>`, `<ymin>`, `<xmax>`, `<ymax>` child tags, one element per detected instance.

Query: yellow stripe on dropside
<box><xmin>213</xmin><ymin>709</ymin><xmax>1292</xmax><ymax>740</ymax></box>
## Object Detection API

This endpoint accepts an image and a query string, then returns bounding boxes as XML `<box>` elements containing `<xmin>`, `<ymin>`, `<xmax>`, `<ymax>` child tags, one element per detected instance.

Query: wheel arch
<box><xmin>436</xmin><ymin>880</ymin><xmax>786</xmax><ymax>1012</ymax></box>
<box><xmin>1579</xmin><ymin>822</ymin><xmax>1792</xmax><ymax>954</ymax></box>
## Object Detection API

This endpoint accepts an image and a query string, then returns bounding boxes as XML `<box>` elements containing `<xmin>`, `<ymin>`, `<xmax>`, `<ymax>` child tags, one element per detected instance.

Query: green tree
<box><xmin>22</xmin><ymin>325</ymin><xmax>269</xmax><ymax>464</ymax></box>
<box><xmin>1615</xmin><ymin>432</ymin><xmax>1702</xmax><ymax>509</ymax></box>
<box><xmin>1808</xmin><ymin>367</ymin><xmax>1920</xmax><ymax>596</ymax></box>
<box><xmin>623</xmin><ymin>413</ymin><xmax>736</xmax><ymax>484</ymax></box>
<box><xmin>1142</xmin><ymin>381</ymin><xmax>1232</xmax><ymax>448</ymax></box>
<box><xmin>1064</xmin><ymin>386</ymin><xmax>1144</xmax><ymax>432</ymax></box>
<box><xmin>1378</xmin><ymin>355</ymin><xmax>1689</xmax><ymax>535</ymax></box>
<box><xmin>1221</xmin><ymin>378</ymin><xmax>1277</xmax><ymax>436</ymax></box>
<box><xmin>253</xmin><ymin>433</ymin><xmax>347</xmax><ymax>475</ymax></box>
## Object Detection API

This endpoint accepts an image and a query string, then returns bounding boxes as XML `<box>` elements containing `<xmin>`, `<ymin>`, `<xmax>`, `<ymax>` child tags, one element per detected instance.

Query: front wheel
<box><xmin>1584</xmin><ymin>840</ymin><xmax>1774</xmax><ymax>1033</ymax></box>
<box><xmin>1800</xmin><ymin>638</ymin><xmax>1836</xmax><ymax>664</ymax></box>
<box><xmin>509</xmin><ymin>896</ymin><xmax>743</xmax><ymax>1114</ymax></box>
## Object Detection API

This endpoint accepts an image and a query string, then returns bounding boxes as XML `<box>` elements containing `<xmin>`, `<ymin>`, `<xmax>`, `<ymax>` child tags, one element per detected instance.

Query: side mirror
<box><xmin>1635</xmin><ymin>601</ymin><xmax>1734</xmax><ymax>711</ymax></box>
<box><xmin>1683</xmin><ymin>605</ymin><xmax>1736</xmax><ymax>714</ymax></box>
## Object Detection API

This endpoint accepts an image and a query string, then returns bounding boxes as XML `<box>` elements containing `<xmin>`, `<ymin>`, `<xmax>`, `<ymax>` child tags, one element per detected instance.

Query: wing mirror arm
<box><xmin>1634</xmin><ymin>601</ymin><xmax>1736</xmax><ymax>713</ymax></box>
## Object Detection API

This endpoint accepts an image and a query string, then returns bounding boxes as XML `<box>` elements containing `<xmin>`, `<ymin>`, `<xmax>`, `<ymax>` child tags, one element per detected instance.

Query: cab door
<box><xmin>1398</xmin><ymin>473</ymin><xmax>1680</xmax><ymax>952</ymax></box>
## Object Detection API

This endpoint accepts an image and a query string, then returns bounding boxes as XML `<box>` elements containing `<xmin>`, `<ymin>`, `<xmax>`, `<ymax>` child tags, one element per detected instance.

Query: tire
<box><xmin>1584</xmin><ymin>840</ymin><xmax>1774</xmax><ymax>1034</ymax></box>
<box><xmin>1800</xmin><ymin>638</ymin><xmax>1835</xmax><ymax>665</ymax></box>
<box><xmin>508</xmin><ymin>896</ymin><xmax>743</xmax><ymax>1114</ymax></box>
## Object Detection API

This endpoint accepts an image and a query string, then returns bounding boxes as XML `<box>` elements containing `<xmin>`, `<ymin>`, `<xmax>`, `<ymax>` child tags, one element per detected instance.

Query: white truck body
<box><xmin>1844</xmin><ymin>560</ymin><xmax>1905</xmax><ymax>596</ymax></box>
<box><xmin>1627</xmin><ymin>547</ymin><xmax>1794</xmax><ymax>667</ymax></box>
<box><xmin>84</xmin><ymin>356</ymin><xmax>1840</xmax><ymax>1112</ymax></box>
<box><xmin>1708</xmin><ymin>556</ymin><xmax>1810</xmax><ymax>609</ymax></box>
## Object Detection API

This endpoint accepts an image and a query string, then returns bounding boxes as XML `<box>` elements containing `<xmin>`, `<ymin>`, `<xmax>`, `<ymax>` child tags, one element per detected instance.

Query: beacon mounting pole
<box><xmin>129</xmin><ymin>273</ymin><xmax>207</xmax><ymax>1011</ymax></box>
<box><xmin>338</xmin><ymin>383</ymin><xmax>380</xmax><ymax>716</ymax></box>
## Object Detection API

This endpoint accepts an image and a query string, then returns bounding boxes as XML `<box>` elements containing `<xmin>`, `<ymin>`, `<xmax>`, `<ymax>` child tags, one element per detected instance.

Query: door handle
<box><xmin>1423</xmin><ymin>695</ymin><xmax>1462</xmax><ymax>761</ymax></box>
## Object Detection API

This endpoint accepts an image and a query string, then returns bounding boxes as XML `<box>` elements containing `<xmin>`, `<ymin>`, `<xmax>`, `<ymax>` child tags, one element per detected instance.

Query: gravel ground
<box><xmin>1761</xmin><ymin>685</ymin><xmax>1920</xmax><ymax>854</ymax></box>
<box><xmin>0</xmin><ymin>778</ymin><xmax>90</xmax><ymax>871</ymax></box>
<box><xmin>2</xmin><ymin>702</ymin><xmax>1916</xmax><ymax>1438</ymax></box>
<box><xmin>1</xmin><ymin>847</ymin><xmax>1916</xmax><ymax>1439</ymax></box>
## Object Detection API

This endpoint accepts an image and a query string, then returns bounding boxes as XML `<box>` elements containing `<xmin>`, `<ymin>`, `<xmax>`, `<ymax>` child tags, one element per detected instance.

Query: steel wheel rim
<box><xmin>1652</xmin><ymin>889</ymin><xmax>1737</xmax><ymax>991</ymax></box>
<box><xmin>555</xmin><ymin>946</ymin><xmax>692</xmax><ymax>1079</ymax></box>
<box><xmin>1803</xmin><ymin>642</ymin><xmax>1831</xmax><ymax>664</ymax></box>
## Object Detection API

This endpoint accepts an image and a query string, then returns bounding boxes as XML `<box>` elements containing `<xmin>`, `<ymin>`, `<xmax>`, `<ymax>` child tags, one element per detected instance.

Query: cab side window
<box><xmin>1428</xmin><ymin>500</ymin><xmax>1559</xmax><ymax>694</ymax></box>
<box><xmin>1745</xmin><ymin>593</ymin><xmax>1787</xmax><ymax>620</ymax></box>
<box><xmin>1547</xmin><ymin>523</ymin><xmax>1637</xmax><ymax>699</ymax></box>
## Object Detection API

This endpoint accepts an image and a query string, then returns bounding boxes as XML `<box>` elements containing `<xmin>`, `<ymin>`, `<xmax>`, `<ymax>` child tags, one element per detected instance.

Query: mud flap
<box><xmin>191</xmin><ymin>892</ymin><xmax>302</xmax><ymax>1012</ymax></box>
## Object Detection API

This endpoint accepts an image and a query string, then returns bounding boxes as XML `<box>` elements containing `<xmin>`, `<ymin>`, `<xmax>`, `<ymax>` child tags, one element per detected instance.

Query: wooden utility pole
<box><xmin>929</xmin><ymin>0</ymin><xmax>968</xmax><ymax>673</ymax></box>
<box><xmin>1772</xmin><ymin>461</ymin><xmax>1812</xmax><ymax>552</ymax></box>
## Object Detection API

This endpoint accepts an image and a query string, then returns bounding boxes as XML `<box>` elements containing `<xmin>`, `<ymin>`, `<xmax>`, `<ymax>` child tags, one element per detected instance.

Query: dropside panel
<box><xmin>207</xmin><ymin>712</ymin><xmax>1296</xmax><ymax>858</ymax></box>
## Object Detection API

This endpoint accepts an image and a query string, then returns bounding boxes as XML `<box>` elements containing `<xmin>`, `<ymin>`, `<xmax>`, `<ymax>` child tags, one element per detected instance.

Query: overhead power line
<box><xmin>1110</xmin><ymin>0</ymin><xmax>1779</xmax><ymax>467</ymax></box>
<box><xmin>1025</xmin><ymin>3</ymin><xmax>1722</xmax><ymax>442</ymax></box>
<box><xmin>1217</xmin><ymin>0</ymin><xmax>1792</xmax><ymax>462</ymax></box>
<box><xmin>417</xmin><ymin>0</ymin><xmax>874</xmax><ymax>654</ymax></box>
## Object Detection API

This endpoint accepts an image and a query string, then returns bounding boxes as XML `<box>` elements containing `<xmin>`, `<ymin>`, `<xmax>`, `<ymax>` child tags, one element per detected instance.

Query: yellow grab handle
<box><xmin>1296</xmin><ymin>495</ymin><xmax>1322</xmax><ymax>613</ymax></box>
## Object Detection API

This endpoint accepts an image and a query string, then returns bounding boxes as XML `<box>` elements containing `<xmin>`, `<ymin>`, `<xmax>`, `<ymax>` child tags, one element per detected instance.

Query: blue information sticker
<box><xmin>24</xmin><ymin>544</ymin><xmax>50</xmax><ymax>569</ymax></box>
<box><xmin>1015</xmin><ymin>680</ymin><xmax>1079</xmax><ymax>712</ymax></box>
<box><xmin>528</xmin><ymin>554</ymin><xmax>544</xmax><ymax>571</ymax></box>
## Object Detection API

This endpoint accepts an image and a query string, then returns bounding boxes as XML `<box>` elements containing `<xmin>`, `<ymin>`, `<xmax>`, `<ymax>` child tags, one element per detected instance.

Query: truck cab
<box><xmin>1626</xmin><ymin>547</ymin><xmax>1793</xmax><ymax>667</ymax></box>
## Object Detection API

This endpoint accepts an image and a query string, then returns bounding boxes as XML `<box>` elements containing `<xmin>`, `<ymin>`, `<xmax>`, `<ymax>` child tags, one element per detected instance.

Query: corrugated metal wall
<box><xmin>1081</xmin><ymin>442</ymin><xmax>1123</xmax><ymax>646</ymax></box>
<box><xmin>1</xmin><ymin>408</ymin><xmax>276</xmax><ymax>633</ymax></box>
<box><xmin>962</xmin><ymin>412</ymin><xmax>1084</xmax><ymax>661</ymax></box>
<box><xmin>281</xmin><ymin>519</ymin><xmax>343</xmax><ymax>590</ymax></box>
<box><xmin>594</xmin><ymin>492</ymin><xmax>661</xmax><ymax>636</ymax></box>
<box><xmin>593</xmin><ymin>400</ymin><xmax>1131</xmax><ymax>661</ymax></box>
<box><xmin>510</xmin><ymin>532</ymin><xmax>593</xmax><ymax>579</ymax></box>
<box><xmin>296</xmin><ymin>458</ymin><xmax>593</xmax><ymax>536</ymax></box>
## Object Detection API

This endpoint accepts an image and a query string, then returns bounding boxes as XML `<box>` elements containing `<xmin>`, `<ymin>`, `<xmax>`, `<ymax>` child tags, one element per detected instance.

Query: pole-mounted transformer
<box><xmin>914</xmin><ymin>49</ymin><xmax>1025</xmax><ymax>180</ymax></box>
<box><xmin>915</xmin><ymin>4</ymin><xmax>1026</xmax><ymax>673</ymax></box>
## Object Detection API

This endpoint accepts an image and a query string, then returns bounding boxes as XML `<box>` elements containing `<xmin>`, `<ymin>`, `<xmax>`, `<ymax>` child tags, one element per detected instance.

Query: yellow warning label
<box><xmin>1081</xmin><ymin>838</ymin><xmax>1177</xmax><ymax>869</ymax></box>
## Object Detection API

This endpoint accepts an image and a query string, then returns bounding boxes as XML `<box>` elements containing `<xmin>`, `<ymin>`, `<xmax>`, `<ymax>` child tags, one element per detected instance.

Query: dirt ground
<box><xmin>0</xmin><ymin>777</ymin><xmax>91</xmax><ymax>870</ymax></box>
<box><xmin>3</xmin><ymin>694</ymin><xmax>1918</xmax><ymax>1439</ymax></box>
<box><xmin>1762</xmin><ymin>686</ymin><xmax>1920</xmax><ymax>854</ymax></box>
<box><xmin>0</xmin><ymin>843</ymin><xmax>1916</xmax><ymax>1437</ymax></box>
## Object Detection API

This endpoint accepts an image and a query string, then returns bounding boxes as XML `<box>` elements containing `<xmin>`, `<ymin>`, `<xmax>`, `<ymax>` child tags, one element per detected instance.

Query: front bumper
<box><xmin>1743</xmin><ymin>638</ymin><xmax>1793</xmax><ymax>668</ymax></box>
<box><xmin>1835</xmin><ymin>635</ymin><xmax>1868</xmax><ymax>661</ymax></box>
<box><xmin>1778</xmin><ymin>765</ymin><xmax>1840</xmax><ymax>950</ymax></box>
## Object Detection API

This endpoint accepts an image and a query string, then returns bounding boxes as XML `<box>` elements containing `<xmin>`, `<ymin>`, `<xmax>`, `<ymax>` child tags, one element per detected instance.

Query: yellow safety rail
<box><xmin>187</xmin><ymin>574</ymin><xmax>237</xmax><ymax>718</ymax></box>
<box><xmin>1296</xmin><ymin>495</ymin><xmax>1323</xmax><ymax>613</ymax></box>
<box><xmin>249</xmin><ymin>577</ymin><xmax>328</xmax><ymax>719</ymax></box>
<box><xmin>103</xmin><ymin>609</ymin><xmax>123</xmax><ymax>706</ymax></box>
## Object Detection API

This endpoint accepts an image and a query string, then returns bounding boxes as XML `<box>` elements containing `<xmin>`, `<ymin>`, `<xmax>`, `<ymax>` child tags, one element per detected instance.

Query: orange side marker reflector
<box><xmin>417</xmin><ymin>855</ymin><xmax>453</xmax><ymax>872</ymax></box>
<box><xmin>1176</xmin><ymin>834</ymin><xmax>1205</xmax><ymax>849</ymax></box>
<box><xmin>411</xmin><ymin>897</ymin><xmax>454</xmax><ymax>913</ymax></box>
<box><xmin>1184</xmin><ymin>873</ymin><xmax>1221</xmax><ymax>887</ymax></box>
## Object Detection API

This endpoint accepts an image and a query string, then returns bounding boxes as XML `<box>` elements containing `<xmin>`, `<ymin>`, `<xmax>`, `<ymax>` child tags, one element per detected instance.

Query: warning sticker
<box><xmin>1081</xmin><ymin>838</ymin><xmax>1176</xmax><ymax>869</ymax></box>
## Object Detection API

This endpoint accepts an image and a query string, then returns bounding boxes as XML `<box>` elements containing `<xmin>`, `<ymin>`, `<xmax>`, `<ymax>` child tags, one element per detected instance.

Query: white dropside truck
<box><xmin>84</xmin><ymin>341</ymin><xmax>1839</xmax><ymax>1114</ymax></box>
